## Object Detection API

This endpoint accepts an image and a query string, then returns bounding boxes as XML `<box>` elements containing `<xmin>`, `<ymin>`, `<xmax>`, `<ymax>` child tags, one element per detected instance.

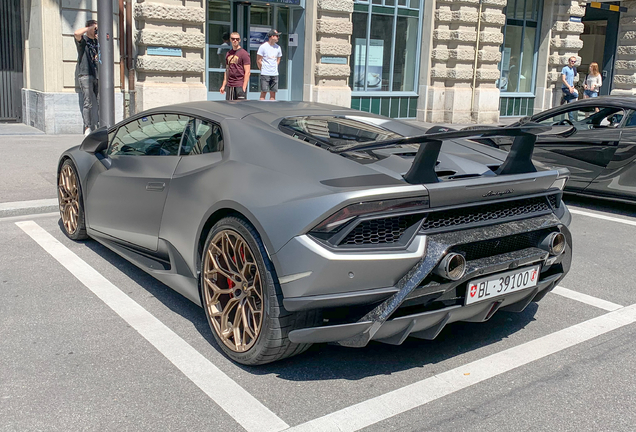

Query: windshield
<box><xmin>279</xmin><ymin>116</ymin><xmax>403</xmax><ymax>147</ymax></box>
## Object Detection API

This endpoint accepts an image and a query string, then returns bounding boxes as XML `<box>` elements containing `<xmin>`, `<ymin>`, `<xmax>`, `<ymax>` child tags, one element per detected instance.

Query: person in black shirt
<box><xmin>74</xmin><ymin>20</ymin><xmax>99</xmax><ymax>136</ymax></box>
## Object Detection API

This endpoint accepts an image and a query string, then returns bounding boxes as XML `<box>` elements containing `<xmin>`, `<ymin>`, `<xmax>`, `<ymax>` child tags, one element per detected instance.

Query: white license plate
<box><xmin>465</xmin><ymin>265</ymin><xmax>541</xmax><ymax>306</ymax></box>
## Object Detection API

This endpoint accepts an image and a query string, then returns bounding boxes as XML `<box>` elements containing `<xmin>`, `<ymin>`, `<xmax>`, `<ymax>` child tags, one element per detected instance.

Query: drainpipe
<box><xmin>119</xmin><ymin>0</ymin><xmax>125</xmax><ymax>113</ymax></box>
<box><xmin>126</xmin><ymin>0</ymin><xmax>135</xmax><ymax>115</ymax></box>
<box><xmin>98</xmin><ymin>0</ymin><xmax>115</xmax><ymax>127</ymax></box>
<box><xmin>470</xmin><ymin>0</ymin><xmax>483</xmax><ymax>122</ymax></box>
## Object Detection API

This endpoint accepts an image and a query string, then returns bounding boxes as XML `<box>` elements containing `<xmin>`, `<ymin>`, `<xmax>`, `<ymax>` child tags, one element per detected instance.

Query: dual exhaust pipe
<box><xmin>540</xmin><ymin>232</ymin><xmax>566</xmax><ymax>256</ymax></box>
<box><xmin>433</xmin><ymin>253</ymin><xmax>467</xmax><ymax>281</ymax></box>
<box><xmin>432</xmin><ymin>232</ymin><xmax>567</xmax><ymax>282</ymax></box>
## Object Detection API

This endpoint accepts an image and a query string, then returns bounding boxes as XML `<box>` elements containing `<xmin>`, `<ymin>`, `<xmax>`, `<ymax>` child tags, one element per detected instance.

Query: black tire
<box><xmin>200</xmin><ymin>216</ymin><xmax>320</xmax><ymax>365</ymax></box>
<box><xmin>57</xmin><ymin>159</ymin><xmax>88</xmax><ymax>240</ymax></box>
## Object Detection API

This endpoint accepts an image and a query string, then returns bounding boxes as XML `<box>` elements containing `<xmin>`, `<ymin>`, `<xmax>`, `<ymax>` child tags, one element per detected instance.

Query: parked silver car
<box><xmin>57</xmin><ymin>101</ymin><xmax>572</xmax><ymax>365</ymax></box>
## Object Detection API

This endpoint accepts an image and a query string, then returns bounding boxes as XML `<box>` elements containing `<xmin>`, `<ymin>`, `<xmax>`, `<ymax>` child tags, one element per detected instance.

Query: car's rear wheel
<box><xmin>201</xmin><ymin>216</ymin><xmax>319</xmax><ymax>365</ymax></box>
<box><xmin>58</xmin><ymin>159</ymin><xmax>88</xmax><ymax>240</ymax></box>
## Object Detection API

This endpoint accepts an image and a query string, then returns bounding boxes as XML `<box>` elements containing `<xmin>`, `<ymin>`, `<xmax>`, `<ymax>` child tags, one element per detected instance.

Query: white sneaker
<box><xmin>84</xmin><ymin>127</ymin><xmax>91</xmax><ymax>137</ymax></box>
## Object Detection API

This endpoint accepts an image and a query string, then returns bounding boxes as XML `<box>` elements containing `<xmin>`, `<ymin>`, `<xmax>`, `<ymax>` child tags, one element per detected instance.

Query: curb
<box><xmin>0</xmin><ymin>199</ymin><xmax>59</xmax><ymax>218</ymax></box>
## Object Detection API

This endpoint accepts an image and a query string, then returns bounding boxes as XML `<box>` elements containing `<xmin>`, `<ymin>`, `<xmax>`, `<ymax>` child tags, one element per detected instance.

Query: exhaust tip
<box><xmin>549</xmin><ymin>232</ymin><xmax>566</xmax><ymax>255</ymax></box>
<box><xmin>434</xmin><ymin>253</ymin><xmax>467</xmax><ymax>281</ymax></box>
<box><xmin>542</xmin><ymin>232</ymin><xmax>566</xmax><ymax>256</ymax></box>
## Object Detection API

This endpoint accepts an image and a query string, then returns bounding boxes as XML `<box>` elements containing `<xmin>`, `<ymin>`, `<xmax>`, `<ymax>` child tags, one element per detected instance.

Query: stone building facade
<box><xmin>614</xmin><ymin>0</ymin><xmax>636</xmax><ymax>95</ymax></box>
<box><xmin>11</xmin><ymin>0</ymin><xmax>636</xmax><ymax>133</ymax></box>
<box><xmin>134</xmin><ymin>2</ymin><xmax>206</xmax><ymax>110</ymax></box>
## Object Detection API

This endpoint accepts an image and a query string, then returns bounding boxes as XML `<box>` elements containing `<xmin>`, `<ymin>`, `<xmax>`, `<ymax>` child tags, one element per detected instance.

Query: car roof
<box><xmin>533</xmin><ymin>95</ymin><xmax>636</xmax><ymax>117</ymax></box>
<box><xmin>141</xmin><ymin>101</ymin><xmax>360</xmax><ymax>120</ymax></box>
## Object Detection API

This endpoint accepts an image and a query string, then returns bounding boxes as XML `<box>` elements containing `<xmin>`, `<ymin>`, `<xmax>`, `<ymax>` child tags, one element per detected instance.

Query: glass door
<box><xmin>206</xmin><ymin>1</ymin><xmax>291</xmax><ymax>101</ymax></box>
<box><xmin>207</xmin><ymin>1</ymin><xmax>233</xmax><ymax>99</ymax></box>
<box><xmin>581</xmin><ymin>5</ymin><xmax>619</xmax><ymax>96</ymax></box>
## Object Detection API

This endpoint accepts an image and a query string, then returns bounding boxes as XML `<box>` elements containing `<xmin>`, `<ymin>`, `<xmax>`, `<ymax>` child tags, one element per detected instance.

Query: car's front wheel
<box><xmin>200</xmin><ymin>216</ymin><xmax>318</xmax><ymax>365</ymax></box>
<box><xmin>57</xmin><ymin>159</ymin><xmax>88</xmax><ymax>240</ymax></box>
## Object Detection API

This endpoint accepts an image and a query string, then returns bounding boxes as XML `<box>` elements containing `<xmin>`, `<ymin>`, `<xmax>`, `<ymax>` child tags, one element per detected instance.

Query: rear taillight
<box><xmin>311</xmin><ymin>197</ymin><xmax>429</xmax><ymax>234</ymax></box>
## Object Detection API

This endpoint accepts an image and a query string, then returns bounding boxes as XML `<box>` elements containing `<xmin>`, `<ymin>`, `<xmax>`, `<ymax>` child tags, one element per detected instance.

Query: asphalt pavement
<box><xmin>0</xmin><ymin>124</ymin><xmax>82</xmax><ymax>212</ymax></box>
<box><xmin>1</xmin><ymin>122</ymin><xmax>636</xmax><ymax>431</ymax></box>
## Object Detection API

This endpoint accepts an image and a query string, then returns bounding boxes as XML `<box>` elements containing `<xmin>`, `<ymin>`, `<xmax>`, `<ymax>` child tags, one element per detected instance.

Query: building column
<box><xmin>134</xmin><ymin>2</ymin><xmax>207</xmax><ymax>112</ymax></box>
<box><xmin>305</xmin><ymin>0</ymin><xmax>353</xmax><ymax>107</ymax></box>
<box><xmin>612</xmin><ymin>0</ymin><xmax>636</xmax><ymax>95</ymax></box>
<box><xmin>22</xmin><ymin>0</ymin><xmax>123</xmax><ymax>133</ymax></box>
<box><xmin>543</xmin><ymin>0</ymin><xmax>585</xmax><ymax>108</ymax></box>
<box><xmin>423</xmin><ymin>0</ymin><xmax>506</xmax><ymax>124</ymax></box>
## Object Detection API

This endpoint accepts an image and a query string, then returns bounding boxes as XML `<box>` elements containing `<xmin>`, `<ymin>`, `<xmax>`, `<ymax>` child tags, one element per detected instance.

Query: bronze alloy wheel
<box><xmin>58</xmin><ymin>163</ymin><xmax>81</xmax><ymax>235</ymax></box>
<box><xmin>202</xmin><ymin>229</ymin><xmax>264</xmax><ymax>352</ymax></box>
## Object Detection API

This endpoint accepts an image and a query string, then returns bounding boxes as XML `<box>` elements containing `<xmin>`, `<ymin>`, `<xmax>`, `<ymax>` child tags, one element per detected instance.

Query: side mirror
<box><xmin>79</xmin><ymin>127</ymin><xmax>109</xmax><ymax>154</ymax></box>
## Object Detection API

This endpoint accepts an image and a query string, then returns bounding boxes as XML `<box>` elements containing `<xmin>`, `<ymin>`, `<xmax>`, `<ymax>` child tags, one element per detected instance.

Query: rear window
<box><xmin>279</xmin><ymin>116</ymin><xmax>402</xmax><ymax>147</ymax></box>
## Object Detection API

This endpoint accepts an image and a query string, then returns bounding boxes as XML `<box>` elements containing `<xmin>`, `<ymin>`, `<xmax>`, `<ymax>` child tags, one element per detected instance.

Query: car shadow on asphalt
<box><xmin>563</xmin><ymin>194</ymin><xmax>636</xmax><ymax>217</ymax></box>
<box><xmin>81</xmin><ymin>234</ymin><xmax>539</xmax><ymax>381</ymax></box>
<box><xmin>252</xmin><ymin>306</ymin><xmax>538</xmax><ymax>381</ymax></box>
<box><xmin>81</xmin><ymin>237</ymin><xmax>214</xmax><ymax>338</ymax></box>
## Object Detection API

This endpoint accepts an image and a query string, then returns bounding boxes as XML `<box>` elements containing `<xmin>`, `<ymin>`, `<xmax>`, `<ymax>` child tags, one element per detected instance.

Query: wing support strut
<box><xmin>329</xmin><ymin>123</ymin><xmax>552</xmax><ymax>185</ymax></box>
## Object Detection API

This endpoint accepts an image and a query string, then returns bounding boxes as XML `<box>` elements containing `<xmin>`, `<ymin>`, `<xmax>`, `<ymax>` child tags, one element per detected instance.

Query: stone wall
<box><xmin>424</xmin><ymin>0</ymin><xmax>506</xmax><ymax>124</ymax></box>
<box><xmin>134</xmin><ymin>0</ymin><xmax>206</xmax><ymax>112</ymax></box>
<box><xmin>308</xmin><ymin>0</ymin><xmax>353</xmax><ymax>107</ymax></box>
<box><xmin>22</xmin><ymin>88</ymin><xmax>123</xmax><ymax>134</ymax></box>
<box><xmin>613</xmin><ymin>0</ymin><xmax>636</xmax><ymax>95</ymax></box>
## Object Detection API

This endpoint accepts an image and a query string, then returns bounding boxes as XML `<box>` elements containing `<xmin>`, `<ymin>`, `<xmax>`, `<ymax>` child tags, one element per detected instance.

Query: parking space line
<box><xmin>569</xmin><ymin>208</ymin><xmax>636</xmax><ymax>227</ymax></box>
<box><xmin>0</xmin><ymin>198</ymin><xmax>58</xmax><ymax>211</ymax></box>
<box><xmin>552</xmin><ymin>286</ymin><xmax>623</xmax><ymax>311</ymax></box>
<box><xmin>16</xmin><ymin>221</ymin><xmax>289</xmax><ymax>432</ymax></box>
<box><xmin>287</xmin><ymin>304</ymin><xmax>636</xmax><ymax>432</ymax></box>
<box><xmin>0</xmin><ymin>198</ymin><xmax>59</xmax><ymax>218</ymax></box>
<box><xmin>0</xmin><ymin>212</ymin><xmax>58</xmax><ymax>223</ymax></box>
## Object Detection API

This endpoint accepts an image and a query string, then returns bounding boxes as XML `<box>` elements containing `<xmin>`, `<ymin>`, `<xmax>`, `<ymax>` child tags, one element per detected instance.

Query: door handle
<box><xmin>146</xmin><ymin>182</ymin><xmax>165</xmax><ymax>191</ymax></box>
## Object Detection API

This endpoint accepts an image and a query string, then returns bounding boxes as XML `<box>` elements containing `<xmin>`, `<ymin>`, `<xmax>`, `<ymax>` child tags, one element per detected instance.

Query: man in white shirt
<box><xmin>257</xmin><ymin>29</ymin><xmax>283</xmax><ymax>100</ymax></box>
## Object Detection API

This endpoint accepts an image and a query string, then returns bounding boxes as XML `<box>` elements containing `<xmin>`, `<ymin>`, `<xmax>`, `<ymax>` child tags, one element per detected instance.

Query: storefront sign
<box><xmin>321</xmin><ymin>57</ymin><xmax>347</xmax><ymax>65</ymax></box>
<box><xmin>267</xmin><ymin>0</ymin><xmax>301</xmax><ymax>4</ymax></box>
<box><xmin>569</xmin><ymin>16</ymin><xmax>582</xmax><ymax>22</ymax></box>
<box><xmin>250</xmin><ymin>27</ymin><xmax>270</xmax><ymax>49</ymax></box>
<box><xmin>353</xmin><ymin>38</ymin><xmax>384</xmax><ymax>91</ymax></box>
<box><xmin>147</xmin><ymin>46</ymin><xmax>182</xmax><ymax>57</ymax></box>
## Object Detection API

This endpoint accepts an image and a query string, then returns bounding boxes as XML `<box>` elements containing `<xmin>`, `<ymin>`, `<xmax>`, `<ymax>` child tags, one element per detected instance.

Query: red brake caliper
<box><xmin>227</xmin><ymin>249</ymin><xmax>240</xmax><ymax>296</ymax></box>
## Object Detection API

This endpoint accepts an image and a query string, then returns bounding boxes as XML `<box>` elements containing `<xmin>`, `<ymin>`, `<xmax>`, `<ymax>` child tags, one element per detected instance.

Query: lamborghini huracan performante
<box><xmin>57</xmin><ymin>101</ymin><xmax>572</xmax><ymax>365</ymax></box>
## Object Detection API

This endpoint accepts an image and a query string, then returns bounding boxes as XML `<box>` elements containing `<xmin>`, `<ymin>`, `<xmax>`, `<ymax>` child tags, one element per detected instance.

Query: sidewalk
<box><xmin>0</xmin><ymin>123</ymin><xmax>45</xmax><ymax>135</ymax></box>
<box><xmin>0</xmin><ymin>129</ymin><xmax>84</xmax><ymax>216</ymax></box>
<box><xmin>409</xmin><ymin>116</ymin><xmax>520</xmax><ymax>129</ymax></box>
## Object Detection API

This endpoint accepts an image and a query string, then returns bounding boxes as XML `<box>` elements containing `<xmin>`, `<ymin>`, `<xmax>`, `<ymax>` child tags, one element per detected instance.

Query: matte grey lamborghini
<box><xmin>57</xmin><ymin>101</ymin><xmax>573</xmax><ymax>365</ymax></box>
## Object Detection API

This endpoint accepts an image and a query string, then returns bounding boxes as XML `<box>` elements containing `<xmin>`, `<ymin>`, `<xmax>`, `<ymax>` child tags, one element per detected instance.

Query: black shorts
<box><xmin>225</xmin><ymin>86</ymin><xmax>246</xmax><ymax>101</ymax></box>
<box><xmin>260</xmin><ymin>75</ymin><xmax>279</xmax><ymax>92</ymax></box>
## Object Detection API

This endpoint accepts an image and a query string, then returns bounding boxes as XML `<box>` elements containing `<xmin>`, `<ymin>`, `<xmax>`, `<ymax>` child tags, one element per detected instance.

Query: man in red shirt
<box><xmin>220</xmin><ymin>32</ymin><xmax>251</xmax><ymax>100</ymax></box>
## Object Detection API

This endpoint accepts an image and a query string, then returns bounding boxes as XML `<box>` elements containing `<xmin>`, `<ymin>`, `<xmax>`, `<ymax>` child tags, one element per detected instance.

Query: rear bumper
<box><xmin>288</xmin><ymin>272</ymin><xmax>561</xmax><ymax>345</ymax></box>
<box><xmin>287</xmin><ymin>213</ymin><xmax>572</xmax><ymax>347</ymax></box>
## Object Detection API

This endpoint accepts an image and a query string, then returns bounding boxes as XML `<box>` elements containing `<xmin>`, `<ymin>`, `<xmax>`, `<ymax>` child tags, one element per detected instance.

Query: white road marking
<box><xmin>0</xmin><ymin>212</ymin><xmax>58</xmax><ymax>223</ymax></box>
<box><xmin>16</xmin><ymin>221</ymin><xmax>289</xmax><ymax>432</ymax></box>
<box><xmin>0</xmin><ymin>198</ymin><xmax>58</xmax><ymax>211</ymax></box>
<box><xmin>552</xmin><ymin>285</ymin><xmax>623</xmax><ymax>311</ymax></box>
<box><xmin>287</xmin><ymin>303</ymin><xmax>636</xmax><ymax>432</ymax></box>
<box><xmin>569</xmin><ymin>208</ymin><xmax>636</xmax><ymax>227</ymax></box>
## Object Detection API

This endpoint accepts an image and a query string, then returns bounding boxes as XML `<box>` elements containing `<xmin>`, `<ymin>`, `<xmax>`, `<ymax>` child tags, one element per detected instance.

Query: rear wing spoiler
<box><xmin>329</xmin><ymin>123</ymin><xmax>553</xmax><ymax>184</ymax></box>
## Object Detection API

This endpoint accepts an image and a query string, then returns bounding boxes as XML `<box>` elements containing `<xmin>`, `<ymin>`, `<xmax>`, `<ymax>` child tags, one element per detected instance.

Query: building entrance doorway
<box><xmin>580</xmin><ymin>6</ymin><xmax>620</xmax><ymax>96</ymax></box>
<box><xmin>207</xmin><ymin>1</ymin><xmax>293</xmax><ymax>101</ymax></box>
<box><xmin>0</xmin><ymin>0</ymin><xmax>23</xmax><ymax>122</ymax></box>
